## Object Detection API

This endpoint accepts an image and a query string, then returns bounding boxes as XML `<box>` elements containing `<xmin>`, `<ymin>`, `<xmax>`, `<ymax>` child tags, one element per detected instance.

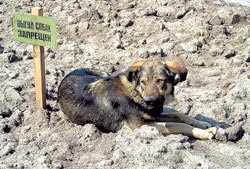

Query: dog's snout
<box><xmin>143</xmin><ymin>95</ymin><xmax>165</xmax><ymax>106</ymax></box>
<box><xmin>144</xmin><ymin>96</ymin><xmax>157</xmax><ymax>105</ymax></box>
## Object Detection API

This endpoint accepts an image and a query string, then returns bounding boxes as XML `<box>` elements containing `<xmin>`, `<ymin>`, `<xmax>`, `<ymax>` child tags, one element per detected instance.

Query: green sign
<box><xmin>13</xmin><ymin>13</ymin><xmax>57</xmax><ymax>49</ymax></box>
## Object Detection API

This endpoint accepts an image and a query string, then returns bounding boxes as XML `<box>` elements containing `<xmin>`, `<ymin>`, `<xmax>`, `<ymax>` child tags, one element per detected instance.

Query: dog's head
<box><xmin>126</xmin><ymin>60</ymin><xmax>188</xmax><ymax>106</ymax></box>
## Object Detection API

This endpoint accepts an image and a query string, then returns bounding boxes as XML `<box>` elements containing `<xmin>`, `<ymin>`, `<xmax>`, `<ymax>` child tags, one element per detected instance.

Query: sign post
<box><xmin>13</xmin><ymin>7</ymin><xmax>57</xmax><ymax>109</ymax></box>
<box><xmin>32</xmin><ymin>7</ymin><xmax>46</xmax><ymax>109</ymax></box>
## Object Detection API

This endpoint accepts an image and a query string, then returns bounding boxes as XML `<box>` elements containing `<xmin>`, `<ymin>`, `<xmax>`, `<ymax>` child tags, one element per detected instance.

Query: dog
<box><xmin>58</xmin><ymin>60</ymin><xmax>216</xmax><ymax>139</ymax></box>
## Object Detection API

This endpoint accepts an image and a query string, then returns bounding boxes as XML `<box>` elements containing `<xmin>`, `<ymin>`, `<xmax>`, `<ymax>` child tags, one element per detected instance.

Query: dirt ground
<box><xmin>0</xmin><ymin>0</ymin><xmax>250</xmax><ymax>168</ymax></box>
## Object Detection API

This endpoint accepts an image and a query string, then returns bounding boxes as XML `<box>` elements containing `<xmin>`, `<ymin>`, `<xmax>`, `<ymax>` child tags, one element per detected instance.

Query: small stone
<box><xmin>148</xmin><ymin>46</ymin><xmax>164</xmax><ymax>57</ymax></box>
<box><xmin>91</xmin><ymin>10</ymin><xmax>103</xmax><ymax>21</ymax></box>
<box><xmin>0</xmin><ymin>164</ymin><xmax>8</xmax><ymax>169</ymax></box>
<box><xmin>143</xmin><ymin>7</ymin><xmax>157</xmax><ymax>16</ymax></box>
<box><xmin>127</xmin><ymin>2</ymin><xmax>136</xmax><ymax>8</ymax></box>
<box><xmin>226</xmin><ymin>125</ymin><xmax>244</xmax><ymax>141</ymax></box>
<box><xmin>80</xmin><ymin>124</ymin><xmax>101</xmax><ymax>141</ymax></box>
<box><xmin>176</xmin><ymin>7</ymin><xmax>191</xmax><ymax>19</ymax></box>
<box><xmin>245</xmin><ymin>54</ymin><xmax>250</xmax><ymax>62</ymax></box>
<box><xmin>182</xmin><ymin>142</ymin><xmax>192</xmax><ymax>149</ymax></box>
<box><xmin>215</xmin><ymin>127</ymin><xmax>227</xmax><ymax>141</ymax></box>
<box><xmin>230</xmin><ymin>85</ymin><xmax>247</xmax><ymax>99</ymax></box>
<box><xmin>137</xmin><ymin>49</ymin><xmax>149</xmax><ymax>58</ymax></box>
<box><xmin>0</xmin><ymin>45</ymin><xmax>4</xmax><ymax>54</ymax></box>
<box><xmin>0</xmin><ymin>145</ymin><xmax>15</xmax><ymax>157</ymax></box>
<box><xmin>209</xmin><ymin>15</ymin><xmax>225</xmax><ymax>25</ymax></box>
<box><xmin>157</xmin><ymin>6</ymin><xmax>172</xmax><ymax>17</ymax></box>
<box><xmin>223</xmin><ymin>27</ymin><xmax>231</xmax><ymax>36</ymax></box>
<box><xmin>59</xmin><ymin>43</ymin><xmax>77</xmax><ymax>51</ymax></box>
<box><xmin>167</xmin><ymin>151</ymin><xmax>183</xmax><ymax>163</ymax></box>
<box><xmin>16</xmin><ymin>46</ymin><xmax>28</xmax><ymax>57</ymax></box>
<box><xmin>162</xmin><ymin>43</ymin><xmax>175</xmax><ymax>56</ymax></box>
<box><xmin>68</xmin><ymin>16</ymin><xmax>78</xmax><ymax>24</ymax></box>
<box><xmin>9</xmin><ymin>72</ymin><xmax>19</xmax><ymax>79</ymax></box>
<box><xmin>159</xmin><ymin>0</ymin><xmax>169</xmax><ymax>6</ymax></box>
<box><xmin>10</xmin><ymin>109</ymin><xmax>24</xmax><ymax>126</ymax></box>
<box><xmin>231</xmin><ymin>14</ymin><xmax>241</xmax><ymax>25</ymax></box>
<box><xmin>0</xmin><ymin>101</ymin><xmax>12</xmax><ymax>118</ymax></box>
<box><xmin>138</xmin><ymin>39</ymin><xmax>147</xmax><ymax>45</ymax></box>
<box><xmin>135</xmin><ymin>125</ymin><xmax>162</xmax><ymax>140</ymax></box>
<box><xmin>0</xmin><ymin>134</ymin><xmax>18</xmax><ymax>156</ymax></box>
<box><xmin>5</xmin><ymin>88</ymin><xmax>24</xmax><ymax>103</ymax></box>
<box><xmin>113</xmin><ymin>39</ymin><xmax>122</xmax><ymax>49</ymax></box>
<box><xmin>181</xmin><ymin>38</ymin><xmax>203</xmax><ymax>53</ymax></box>
<box><xmin>36</xmin><ymin>155</ymin><xmax>52</xmax><ymax>167</ymax></box>
<box><xmin>54</xmin><ymin>163</ymin><xmax>64</xmax><ymax>169</ymax></box>
<box><xmin>229</xmin><ymin>58</ymin><xmax>244</xmax><ymax>67</ymax></box>
<box><xmin>56</xmin><ymin>39</ymin><xmax>63</xmax><ymax>46</ymax></box>
<box><xmin>25</xmin><ymin>45</ymin><xmax>33</xmax><ymax>53</ymax></box>
<box><xmin>194</xmin><ymin>60</ymin><xmax>205</xmax><ymax>66</ymax></box>
<box><xmin>7</xmin><ymin>53</ymin><xmax>22</xmax><ymax>63</ymax></box>
<box><xmin>48</xmin><ymin>53</ymin><xmax>56</xmax><ymax>59</ymax></box>
<box><xmin>73</xmin><ymin>2</ymin><xmax>80</xmax><ymax>9</ymax></box>
<box><xmin>20</xmin><ymin>136</ymin><xmax>31</xmax><ymax>145</ymax></box>
<box><xmin>180</xmin><ymin>43</ymin><xmax>197</xmax><ymax>53</ymax></box>
<box><xmin>161</xmin><ymin>37</ymin><xmax>170</xmax><ymax>43</ymax></box>
<box><xmin>159</xmin><ymin>22</ymin><xmax>166</xmax><ymax>31</ymax></box>
<box><xmin>98</xmin><ymin>159</ymin><xmax>114</xmax><ymax>166</ymax></box>
<box><xmin>113</xmin><ymin>149</ymin><xmax>126</xmax><ymax>162</ymax></box>
<box><xmin>78</xmin><ymin>22</ymin><xmax>90</xmax><ymax>30</ymax></box>
<box><xmin>120</xmin><ymin>18</ymin><xmax>134</xmax><ymax>27</ymax></box>
<box><xmin>224</xmin><ymin>48</ymin><xmax>236</xmax><ymax>58</ymax></box>
<box><xmin>1</xmin><ymin>124</ymin><xmax>11</xmax><ymax>133</ymax></box>
<box><xmin>34</xmin><ymin>1</ymin><xmax>43</xmax><ymax>7</ymax></box>
<box><xmin>52</xmin><ymin>6</ymin><xmax>62</xmax><ymax>13</ymax></box>
<box><xmin>209</xmin><ymin>45</ymin><xmax>224</xmax><ymax>56</ymax></box>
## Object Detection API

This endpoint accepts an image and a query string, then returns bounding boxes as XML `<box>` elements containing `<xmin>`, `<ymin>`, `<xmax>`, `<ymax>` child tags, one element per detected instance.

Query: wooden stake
<box><xmin>32</xmin><ymin>7</ymin><xmax>46</xmax><ymax>109</ymax></box>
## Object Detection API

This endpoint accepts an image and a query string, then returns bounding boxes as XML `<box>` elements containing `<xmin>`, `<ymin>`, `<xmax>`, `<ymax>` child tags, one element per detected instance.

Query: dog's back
<box><xmin>58</xmin><ymin>68</ymin><xmax>132</xmax><ymax>132</ymax></box>
<box><xmin>58</xmin><ymin>68</ymin><xmax>102</xmax><ymax>101</ymax></box>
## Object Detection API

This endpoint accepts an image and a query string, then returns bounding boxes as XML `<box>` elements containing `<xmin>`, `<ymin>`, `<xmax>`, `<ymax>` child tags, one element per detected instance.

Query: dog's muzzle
<box><xmin>143</xmin><ymin>96</ymin><xmax>164</xmax><ymax>106</ymax></box>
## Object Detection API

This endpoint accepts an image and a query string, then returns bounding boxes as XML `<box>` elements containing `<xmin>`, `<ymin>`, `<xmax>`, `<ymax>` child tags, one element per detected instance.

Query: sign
<box><xmin>12</xmin><ymin>7</ymin><xmax>55</xmax><ymax>109</ymax></box>
<box><xmin>13</xmin><ymin>13</ymin><xmax>57</xmax><ymax>49</ymax></box>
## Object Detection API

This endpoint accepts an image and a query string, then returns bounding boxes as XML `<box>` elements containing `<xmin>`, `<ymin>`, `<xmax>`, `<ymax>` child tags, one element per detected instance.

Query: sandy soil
<box><xmin>0</xmin><ymin>0</ymin><xmax>250</xmax><ymax>168</ymax></box>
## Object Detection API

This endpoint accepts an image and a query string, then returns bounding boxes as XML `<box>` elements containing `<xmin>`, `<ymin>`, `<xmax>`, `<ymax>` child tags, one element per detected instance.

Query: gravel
<box><xmin>0</xmin><ymin>0</ymin><xmax>250</xmax><ymax>168</ymax></box>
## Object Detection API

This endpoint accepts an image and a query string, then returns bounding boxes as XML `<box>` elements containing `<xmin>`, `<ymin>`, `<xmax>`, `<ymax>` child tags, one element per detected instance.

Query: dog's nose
<box><xmin>144</xmin><ymin>96</ymin><xmax>157</xmax><ymax>105</ymax></box>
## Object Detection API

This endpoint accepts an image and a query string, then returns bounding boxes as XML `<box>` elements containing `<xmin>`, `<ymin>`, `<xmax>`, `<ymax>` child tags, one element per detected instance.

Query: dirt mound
<box><xmin>0</xmin><ymin>0</ymin><xmax>250</xmax><ymax>168</ymax></box>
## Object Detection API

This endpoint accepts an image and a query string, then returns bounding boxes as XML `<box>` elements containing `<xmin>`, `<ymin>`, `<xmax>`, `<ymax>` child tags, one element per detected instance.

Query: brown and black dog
<box><xmin>58</xmin><ymin>60</ymin><xmax>216</xmax><ymax>139</ymax></box>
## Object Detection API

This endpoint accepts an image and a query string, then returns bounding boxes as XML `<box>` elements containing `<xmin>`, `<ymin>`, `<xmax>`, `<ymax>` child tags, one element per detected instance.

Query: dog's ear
<box><xmin>165</xmin><ymin>61</ymin><xmax>188</xmax><ymax>85</ymax></box>
<box><xmin>126</xmin><ymin>61</ymin><xmax>144</xmax><ymax>82</ymax></box>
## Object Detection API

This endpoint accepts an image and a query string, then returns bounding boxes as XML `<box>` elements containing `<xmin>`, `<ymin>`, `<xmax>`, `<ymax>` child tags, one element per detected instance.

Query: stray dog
<box><xmin>58</xmin><ymin>60</ymin><xmax>216</xmax><ymax>139</ymax></box>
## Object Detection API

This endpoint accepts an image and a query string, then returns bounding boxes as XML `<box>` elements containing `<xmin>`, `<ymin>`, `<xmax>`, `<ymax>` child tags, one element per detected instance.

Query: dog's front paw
<box><xmin>193</xmin><ymin>127</ymin><xmax>217</xmax><ymax>140</ymax></box>
<box><xmin>205</xmin><ymin>127</ymin><xmax>217</xmax><ymax>139</ymax></box>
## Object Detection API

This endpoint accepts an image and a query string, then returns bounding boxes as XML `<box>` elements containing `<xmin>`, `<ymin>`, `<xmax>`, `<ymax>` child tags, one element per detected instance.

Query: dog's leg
<box><xmin>148</xmin><ymin>122</ymin><xmax>216</xmax><ymax>140</ymax></box>
<box><xmin>157</xmin><ymin>112</ymin><xmax>212</xmax><ymax>129</ymax></box>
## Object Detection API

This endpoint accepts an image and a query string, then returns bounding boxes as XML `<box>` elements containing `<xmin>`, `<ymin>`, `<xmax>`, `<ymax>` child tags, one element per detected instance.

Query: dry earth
<box><xmin>0</xmin><ymin>0</ymin><xmax>250</xmax><ymax>168</ymax></box>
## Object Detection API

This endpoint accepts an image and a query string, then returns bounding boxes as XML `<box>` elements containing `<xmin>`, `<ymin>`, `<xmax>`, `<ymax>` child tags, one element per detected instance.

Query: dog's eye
<box><xmin>140</xmin><ymin>80</ymin><xmax>147</xmax><ymax>85</ymax></box>
<box><xmin>156</xmin><ymin>79</ymin><xmax>165</xmax><ymax>84</ymax></box>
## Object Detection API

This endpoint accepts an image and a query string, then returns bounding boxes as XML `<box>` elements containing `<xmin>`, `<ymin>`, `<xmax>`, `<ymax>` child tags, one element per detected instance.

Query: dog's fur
<box><xmin>58</xmin><ymin>60</ymin><xmax>216</xmax><ymax>139</ymax></box>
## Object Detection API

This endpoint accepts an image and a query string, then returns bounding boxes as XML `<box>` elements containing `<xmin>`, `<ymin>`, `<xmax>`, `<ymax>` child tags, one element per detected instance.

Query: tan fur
<box><xmin>165</xmin><ymin>61</ymin><xmax>188</xmax><ymax>74</ymax></box>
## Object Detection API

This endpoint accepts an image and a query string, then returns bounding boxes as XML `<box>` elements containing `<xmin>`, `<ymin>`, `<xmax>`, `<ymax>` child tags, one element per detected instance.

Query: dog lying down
<box><xmin>58</xmin><ymin>60</ymin><xmax>217</xmax><ymax>139</ymax></box>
